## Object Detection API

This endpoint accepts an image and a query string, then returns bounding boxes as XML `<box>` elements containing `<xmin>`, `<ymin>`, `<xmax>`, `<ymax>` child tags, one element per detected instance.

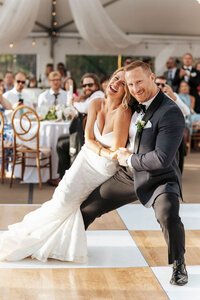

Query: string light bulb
<box><xmin>32</xmin><ymin>40</ymin><xmax>36</xmax><ymax>46</ymax></box>
<box><xmin>52</xmin><ymin>11</ymin><xmax>56</xmax><ymax>16</ymax></box>
<box><xmin>9</xmin><ymin>42</ymin><xmax>14</xmax><ymax>48</ymax></box>
<box><xmin>52</xmin><ymin>1</ymin><xmax>56</xmax><ymax>4</ymax></box>
<box><xmin>53</xmin><ymin>21</ymin><xmax>57</xmax><ymax>26</ymax></box>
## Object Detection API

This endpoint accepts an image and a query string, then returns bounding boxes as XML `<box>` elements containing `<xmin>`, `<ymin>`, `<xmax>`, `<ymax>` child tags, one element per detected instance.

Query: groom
<box><xmin>80</xmin><ymin>60</ymin><xmax>188</xmax><ymax>286</ymax></box>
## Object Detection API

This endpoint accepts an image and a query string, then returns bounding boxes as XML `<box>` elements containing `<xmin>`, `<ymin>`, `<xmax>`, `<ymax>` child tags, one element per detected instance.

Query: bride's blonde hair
<box><xmin>105</xmin><ymin>67</ymin><xmax>131</xmax><ymax>109</ymax></box>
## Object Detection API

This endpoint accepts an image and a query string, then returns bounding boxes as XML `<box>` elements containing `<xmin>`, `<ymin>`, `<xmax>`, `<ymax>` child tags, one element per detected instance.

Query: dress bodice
<box><xmin>94</xmin><ymin>120</ymin><xmax>113</xmax><ymax>148</ymax></box>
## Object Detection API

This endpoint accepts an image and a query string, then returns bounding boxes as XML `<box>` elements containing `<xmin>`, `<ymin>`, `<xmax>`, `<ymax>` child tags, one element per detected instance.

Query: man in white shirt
<box><xmin>52</xmin><ymin>73</ymin><xmax>104</xmax><ymax>186</ymax></box>
<box><xmin>3</xmin><ymin>72</ymin><xmax>32</xmax><ymax>107</ymax></box>
<box><xmin>155</xmin><ymin>76</ymin><xmax>190</xmax><ymax>117</ymax></box>
<box><xmin>38</xmin><ymin>71</ymin><xmax>67</xmax><ymax>115</ymax></box>
<box><xmin>3</xmin><ymin>72</ymin><xmax>32</xmax><ymax>123</ymax></box>
<box><xmin>72</xmin><ymin>73</ymin><xmax>104</xmax><ymax>114</ymax></box>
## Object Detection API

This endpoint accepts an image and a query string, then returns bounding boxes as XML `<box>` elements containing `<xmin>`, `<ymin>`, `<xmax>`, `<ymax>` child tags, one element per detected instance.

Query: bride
<box><xmin>0</xmin><ymin>67</ymin><xmax>132</xmax><ymax>263</ymax></box>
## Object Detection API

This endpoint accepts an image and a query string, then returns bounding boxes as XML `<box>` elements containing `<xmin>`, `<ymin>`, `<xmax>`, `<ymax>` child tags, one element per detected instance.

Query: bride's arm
<box><xmin>85</xmin><ymin>99</ymin><xmax>132</xmax><ymax>159</ymax></box>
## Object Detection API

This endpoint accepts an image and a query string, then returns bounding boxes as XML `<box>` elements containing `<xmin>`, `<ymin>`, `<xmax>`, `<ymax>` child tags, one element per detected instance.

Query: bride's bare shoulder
<box><xmin>89</xmin><ymin>97</ymin><xmax>105</xmax><ymax>111</ymax></box>
<box><xmin>116</xmin><ymin>104</ymin><xmax>132</xmax><ymax>119</ymax></box>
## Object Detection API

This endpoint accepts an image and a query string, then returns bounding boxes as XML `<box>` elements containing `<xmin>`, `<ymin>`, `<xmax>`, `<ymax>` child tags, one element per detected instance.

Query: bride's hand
<box><xmin>110</xmin><ymin>150</ymin><xmax>118</xmax><ymax>159</ymax></box>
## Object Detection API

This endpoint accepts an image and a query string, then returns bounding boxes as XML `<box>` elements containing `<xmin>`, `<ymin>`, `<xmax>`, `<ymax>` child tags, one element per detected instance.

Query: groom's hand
<box><xmin>117</xmin><ymin>148</ymin><xmax>131</xmax><ymax>166</ymax></box>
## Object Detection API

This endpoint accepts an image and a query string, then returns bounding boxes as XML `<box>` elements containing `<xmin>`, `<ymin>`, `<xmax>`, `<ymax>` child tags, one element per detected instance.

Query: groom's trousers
<box><xmin>80</xmin><ymin>166</ymin><xmax>185</xmax><ymax>264</ymax></box>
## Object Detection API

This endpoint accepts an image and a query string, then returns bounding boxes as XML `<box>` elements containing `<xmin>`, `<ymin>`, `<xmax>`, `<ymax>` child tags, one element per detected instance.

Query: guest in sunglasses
<box><xmin>3</xmin><ymin>72</ymin><xmax>32</xmax><ymax>111</ymax></box>
<box><xmin>155</xmin><ymin>76</ymin><xmax>190</xmax><ymax>117</ymax></box>
<box><xmin>72</xmin><ymin>73</ymin><xmax>104</xmax><ymax>113</ymax></box>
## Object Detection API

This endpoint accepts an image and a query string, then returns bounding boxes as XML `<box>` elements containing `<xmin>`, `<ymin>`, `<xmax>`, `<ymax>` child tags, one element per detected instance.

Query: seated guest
<box><xmin>51</xmin><ymin>73</ymin><xmax>104</xmax><ymax>186</ymax></box>
<box><xmin>155</xmin><ymin>76</ymin><xmax>190</xmax><ymax>116</ymax></box>
<box><xmin>42</xmin><ymin>63</ymin><xmax>54</xmax><ymax>88</ymax></box>
<box><xmin>3</xmin><ymin>72</ymin><xmax>14</xmax><ymax>92</ymax></box>
<box><xmin>38</xmin><ymin>71</ymin><xmax>67</xmax><ymax>115</ymax></box>
<box><xmin>0</xmin><ymin>82</ymin><xmax>14</xmax><ymax>170</ymax></box>
<box><xmin>3</xmin><ymin>72</ymin><xmax>32</xmax><ymax>115</ymax></box>
<box><xmin>57</xmin><ymin>62</ymin><xmax>67</xmax><ymax>88</ymax></box>
<box><xmin>122</xmin><ymin>56</ymin><xmax>132</xmax><ymax>66</ymax></box>
<box><xmin>178</xmin><ymin>80</ymin><xmax>200</xmax><ymax>126</ymax></box>
<box><xmin>28</xmin><ymin>77</ymin><xmax>37</xmax><ymax>88</ymax></box>
<box><xmin>72</xmin><ymin>73</ymin><xmax>104</xmax><ymax>114</ymax></box>
<box><xmin>63</xmin><ymin>77</ymin><xmax>78</xmax><ymax>96</ymax></box>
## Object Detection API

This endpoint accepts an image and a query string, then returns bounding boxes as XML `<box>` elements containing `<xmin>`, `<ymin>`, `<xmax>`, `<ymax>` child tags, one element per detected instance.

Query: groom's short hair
<box><xmin>125</xmin><ymin>60</ymin><xmax>152</xmax><ymax>76</ymax></box>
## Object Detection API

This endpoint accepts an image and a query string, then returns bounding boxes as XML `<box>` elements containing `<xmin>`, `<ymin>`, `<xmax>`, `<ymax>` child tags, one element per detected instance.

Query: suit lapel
<box><xmin>134</xmin><ymin>90</ymin><xmax>164</xmax><ymax>154</ymax></box>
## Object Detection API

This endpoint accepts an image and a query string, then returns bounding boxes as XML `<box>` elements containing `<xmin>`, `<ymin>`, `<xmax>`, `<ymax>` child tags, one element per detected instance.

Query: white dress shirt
<box><xmin>126</xmin><ymin>93</ymin><xmax>159</xmax><ymax>167</ymax></box>
<box><xmin>73</xmin><ymin>90</ymin><xmax>104</xmax><ymax>114</ymax></box>
<box><xmin>38</xmin><ymin>88</ymin><xmax>67</xmax><ymax>114</ymax></box>
<box><xmin>3</xmin><ymin>88</ymin><xmax>32</xmax><ymax>107</ymax></box>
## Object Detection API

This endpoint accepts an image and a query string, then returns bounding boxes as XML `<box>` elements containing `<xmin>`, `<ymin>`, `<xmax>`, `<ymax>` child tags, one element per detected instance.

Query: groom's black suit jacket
<box><xmin>130</xmin><ymin>90</ymin><xmax>185</xmax><ymax>207</ymax></box>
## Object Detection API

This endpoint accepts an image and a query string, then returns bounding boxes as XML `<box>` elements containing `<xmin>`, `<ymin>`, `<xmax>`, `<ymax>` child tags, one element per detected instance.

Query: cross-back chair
<box><xmin>0</xmin><ymin>109</ymin><xmax>13</xmax><ymax>183</ymax></box>
<box><xmin>10</xmin><ymin>105</ymin><xmax>52</xmax><ymax>189</ymax></box>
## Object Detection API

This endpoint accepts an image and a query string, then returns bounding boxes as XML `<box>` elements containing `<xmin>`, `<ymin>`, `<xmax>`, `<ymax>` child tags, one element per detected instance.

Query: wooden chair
<box><xmin>0</xmin><ymin>109</ymin><xmax>13</xmax><ymax>183</ymax></box>
<box><xmin>10</xmin><ymin>105</ymin><xmax>52</xmax><ymax>189</ymax></box>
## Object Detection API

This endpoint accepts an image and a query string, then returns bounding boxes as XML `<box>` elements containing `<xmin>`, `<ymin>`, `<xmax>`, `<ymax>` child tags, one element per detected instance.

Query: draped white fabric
<box><xmin>68</xmin><ymin>0</ymin><xmax>139</xmax><ymax>50</ymax></box>
<box><xmin>0</xmin><ymin>0</ymin><xmax>40</xmax><ymax>44</ymax></box>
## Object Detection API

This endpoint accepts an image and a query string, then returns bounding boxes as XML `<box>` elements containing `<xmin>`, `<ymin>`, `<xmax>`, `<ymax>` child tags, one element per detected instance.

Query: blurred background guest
<box><xmin>122</xmin><ymin>56</ymin><xmax>132</xmax><ymax>66</ymax></box>
<box><xmin>100</xmin><ymin>75</ymin><xmax>110</xmax><ymax>94</ymax></box>
<box><xmin>64</xmin><ymin>77</ymin><xmax>78</xmax><ymax>97</ymax></box>
<box><xmin>3</xmin><ymin>72</ymin><xmax>32</xmax><ymax>109</ymax></box>
<box><xmin>42</xmin><ymin>63</ymin><xmax>54</xmax><ymax>88</ymax></box>
<box><xmin>173</xmin><ymin>53</ymin><xmax>200</xmax><ymax>104</ymax></box>
<box><xmin>3</xmin><ymin>72</ymin><xmax>14</xmax><ymax>92</ymax></box>
<box><xmin>57</xmin><ymin>62</ymin><xmax>67</xmax><ymax>87</ymax></box>
<box><xmin>163</xmin><ymin>57</ymin><xmax>177</xmax><ymax>91</ymax></box>
<box><xmin>38</xmin><ymin>71</ymin><xmax>67</xmax><ymax>116</ymax></box>
<box><xmin>28</xmin><ymin>77</ymin><xmax>37</xmax><ymax>88</ymax></box>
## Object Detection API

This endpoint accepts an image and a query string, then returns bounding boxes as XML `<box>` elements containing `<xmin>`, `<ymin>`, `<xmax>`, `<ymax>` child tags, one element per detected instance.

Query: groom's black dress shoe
<box><xmin>170</xmin><ymin>260</ymin><xmax>188</xmax><ymax>286</ymax></box>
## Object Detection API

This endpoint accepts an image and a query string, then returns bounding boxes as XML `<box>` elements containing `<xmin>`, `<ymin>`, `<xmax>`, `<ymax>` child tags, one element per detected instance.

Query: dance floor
<box><xmin>0</xmin><ymin>152</ymin><xmax>200</xmax><ymax>300</ymax></box>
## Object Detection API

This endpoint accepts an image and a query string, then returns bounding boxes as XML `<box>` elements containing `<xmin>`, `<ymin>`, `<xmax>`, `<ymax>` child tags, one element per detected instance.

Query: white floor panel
<box><xmin>117</xmin><ymin>204</ymin><xmax>160</xmax><ymax>230</ymax></box>
<box><xmin>179</xmin><ymin>204</ymin><xmax>200</xmax><ymax>230</ymax></box>
<box><xmin>117</xmin><ymin>203</ymin><xmax>200</xmax><ymax>230</ymax></box>
<box><xmin>0</xmin><ymin>230</ymin><xmax>147</xmax><ymax>269</ymax></box>
<box><xmin>152</xmin><ymin>265</ymin><xmax>200</xmax><ymax>300</ymax></box>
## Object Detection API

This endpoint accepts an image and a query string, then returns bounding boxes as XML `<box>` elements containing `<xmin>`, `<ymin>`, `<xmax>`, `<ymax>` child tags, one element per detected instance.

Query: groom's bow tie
<box><xmin>135</xmin><ymin>103</ymin><xmax>146</xmax><ymax>114</ymax></box>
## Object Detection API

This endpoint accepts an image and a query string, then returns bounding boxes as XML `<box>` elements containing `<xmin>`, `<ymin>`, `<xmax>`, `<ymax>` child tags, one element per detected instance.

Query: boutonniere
<box><xmin>190</xmin><ymin>72</ymin><xmax>197</xmax><ymax>77</ymax></box>
<box><xmin>136</xmin><ymin>120</ymin><xmax>146</xmax><ymax>132</ymax></box>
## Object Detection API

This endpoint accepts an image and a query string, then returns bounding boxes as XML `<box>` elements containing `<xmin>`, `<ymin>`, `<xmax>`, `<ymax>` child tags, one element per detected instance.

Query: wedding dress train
<box><xmin>0</xmin><ymin>121</ymin><xmax>118</xmax><ymax>263</ymax></box>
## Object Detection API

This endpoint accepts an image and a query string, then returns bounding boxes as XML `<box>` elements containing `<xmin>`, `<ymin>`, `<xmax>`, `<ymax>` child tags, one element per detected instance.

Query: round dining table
<box><xmin>14</xmin><ymin>120</ymin><xmax>71</xmax><ymax>183</ymax></box>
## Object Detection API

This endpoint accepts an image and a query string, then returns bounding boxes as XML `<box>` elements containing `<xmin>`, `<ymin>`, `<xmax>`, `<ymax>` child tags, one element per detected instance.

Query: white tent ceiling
<box><xmin>32</xmin><ymin>0</ymin><xmax>200</xmax><ymax>39</ymax></box>
<box><xmin>1</xmin><ymin>0</ymin><xmax>200</xmax><ymax>76</ymax></box>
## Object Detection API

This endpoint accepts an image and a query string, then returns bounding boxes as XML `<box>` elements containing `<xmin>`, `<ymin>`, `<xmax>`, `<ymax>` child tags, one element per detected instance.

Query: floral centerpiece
<box><xmin>43</xmin><ymin>105</ymin><xmax>71</xmax><ymax>121</ymax></box>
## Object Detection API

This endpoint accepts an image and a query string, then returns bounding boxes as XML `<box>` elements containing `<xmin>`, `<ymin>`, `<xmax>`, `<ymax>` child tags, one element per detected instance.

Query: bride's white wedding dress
<box><xmin>0</xmin><ymin>121</ymin><xmax>118</xmax><ymax>263</ymax></box>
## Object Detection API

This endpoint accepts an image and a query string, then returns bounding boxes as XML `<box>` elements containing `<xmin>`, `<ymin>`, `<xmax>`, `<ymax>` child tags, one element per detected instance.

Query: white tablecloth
<box><xmin>14</xmin><ymin>120</ymin><xmax>70</xmax><ymax>183</ymax></box>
